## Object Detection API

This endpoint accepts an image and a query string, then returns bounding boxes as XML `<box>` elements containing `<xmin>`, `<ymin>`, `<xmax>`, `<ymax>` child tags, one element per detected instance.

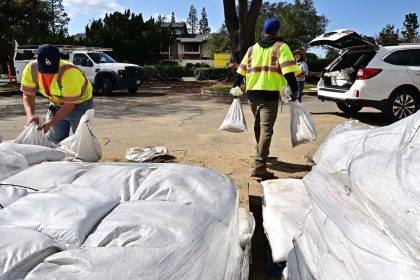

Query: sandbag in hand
<box><xmin>230</xmin><ymin>86</ymin><xmax>243</xmax><ymax>97</ymax></box>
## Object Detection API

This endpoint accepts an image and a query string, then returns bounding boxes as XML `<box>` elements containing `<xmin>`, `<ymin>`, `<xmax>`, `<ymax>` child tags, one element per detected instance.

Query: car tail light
<box><xmin>356</xmin><ymin>68</ymin><xmax>382</xmax><ymax>80</ymax></box>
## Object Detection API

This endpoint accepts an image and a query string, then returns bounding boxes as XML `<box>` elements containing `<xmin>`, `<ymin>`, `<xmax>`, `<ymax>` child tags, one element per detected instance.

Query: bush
<box><xmin>194</xmin><ymin>62</ymin><xmax>210</xmax><ymax>68</ymax></box>
<box><xmin>183</xmin><ymin>68</ymin><xmax>195</xmax><ymax>77</ymax></box>
<box><xmin>158</xmin><ymin>60</ymin><xmax>180</xmax><ymax>66</ymax></box>
<box><xmin>194</xmin><ymin>68</ymin><xmax>228</xmax><ymax>80</ymax></box>
<box><xmin>144</xmin><ymin>65</ymin><xmax>184</xmax><ymax>81</ymax></box>
<box><xmin>185</xmin><ymin>63</ymin><xmax>194</xmax><ymax>69</ymax></box>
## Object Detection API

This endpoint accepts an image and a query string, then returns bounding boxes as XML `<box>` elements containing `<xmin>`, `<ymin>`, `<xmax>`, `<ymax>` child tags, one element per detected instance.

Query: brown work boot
<box><xmin>251</xmin><ymin>167</ymin><xmax>276</xmax><ymax>180</ymax></box>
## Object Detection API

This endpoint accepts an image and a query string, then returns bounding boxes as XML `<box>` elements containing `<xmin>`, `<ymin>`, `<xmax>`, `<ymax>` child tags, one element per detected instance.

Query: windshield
<box><xmin>87</xmin><ymin>52</ymin><xmax>116</xmax><ymax>63</ymax></box>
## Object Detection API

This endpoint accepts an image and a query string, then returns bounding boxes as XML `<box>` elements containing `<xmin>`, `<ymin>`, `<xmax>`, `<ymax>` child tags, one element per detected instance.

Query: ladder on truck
<box><xmin>13</xmin><ymin>41</ymin><xmax>112</xmax><ymax>82</ymax></box>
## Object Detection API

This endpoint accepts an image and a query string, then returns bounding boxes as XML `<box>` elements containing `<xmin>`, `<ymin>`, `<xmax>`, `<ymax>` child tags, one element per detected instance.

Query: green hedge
<box><xmin>144</xmin><ymin>65</ymin><xmax>184</xmax><ymax>81</ymax></box>
<box><xmin>194</xmin><ymin>68</ymin><xmax>228</xmax><ymax>80</ymax></box>
<box><xmin>144</xmin><ymin>65</ymin><xmax>229</xmax><ymax>81</ymax></box>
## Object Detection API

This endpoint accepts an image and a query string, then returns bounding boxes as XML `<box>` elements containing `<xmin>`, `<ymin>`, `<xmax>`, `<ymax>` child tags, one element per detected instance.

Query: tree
<box><xmin>187</xmin><ymin>5</ymin><xmax>198</xmax><ymax>34</ymax></box>
<box><xmin>255</xmin><ymin>0</ymin><xmax>328</xmax><ymax>50</ymax></box>
<box><xmin>85</xmin><ymin>10</ymin><xmax>175</xmax><ymax>65</ymax></box>
<box><xmin>402</xmin><ymin>13</ymin><xmax>419</xmax><ymax>43</ymax></box>
<box><xmin>325</xmin><ymin>47</ymin><xmax>340</xmax><ymax>61</ymax></box>
<box><xmin>45</xmin><ymin>0</ymin><xmax>69</xmax><ymax>36</ymax></box>
<box><xmin>376</xmin><ymin>24</ymin><xmax>400</xmax><ymax>45</ymax></box>
<box><xmin>0</xmin><ymin>0</ymin><xmax>72</xmax><ymax>66</ymax></box>
<box><xmin>207</xmin><ymin>23</ymin><xmax>230</xmax><ymax>57</ymax></box>
<box><xmin>199</xmin><ymin>8</ymin><xmax>211</xmax><ymax>34</ymax></box>
<box><xmin>223</xmin><ymin>0</ymin><xmax>263</xmax><ymax>63</ymax></box>
<box><xmin>171</xmin><ymin>12</ymin><xmax>176</xmax><ymax>24</ymax></box>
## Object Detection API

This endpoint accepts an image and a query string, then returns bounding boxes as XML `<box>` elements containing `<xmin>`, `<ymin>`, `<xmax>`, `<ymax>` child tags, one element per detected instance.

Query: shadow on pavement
<box><xmin>310</xmin><ymin>111</ymin><xmax>389</xmax><ymax>127</ymax></box>
<box><xmin>268</xmin><ymin>157</ymin><xmax>312</xmax><ymax>173</ymax></box>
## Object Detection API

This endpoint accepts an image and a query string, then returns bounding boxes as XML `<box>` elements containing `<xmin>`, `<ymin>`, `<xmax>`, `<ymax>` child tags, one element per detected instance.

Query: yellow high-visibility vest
<box><xmin>237</xmin><ymin>42</ymin><xmax>301</xmax><ymax>92</ymax></box>
<box><xmin>20</xmin><ymin>59</ymin><xmax>93</xmax><ymax>106</ymax></box>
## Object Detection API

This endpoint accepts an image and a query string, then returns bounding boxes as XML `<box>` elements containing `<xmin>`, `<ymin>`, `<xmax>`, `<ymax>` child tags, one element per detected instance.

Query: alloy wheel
<box><xmin>392</xmin><ymin>93</ymin><xmax>416</xmax><ymax>120</ymax></box>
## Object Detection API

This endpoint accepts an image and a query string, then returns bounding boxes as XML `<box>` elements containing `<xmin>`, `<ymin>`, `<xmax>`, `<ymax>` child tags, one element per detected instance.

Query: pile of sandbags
<box><xmin>263</xmin><ymin>112</ymin><xmax>420</xmax><ymax>279</ymax></box>
<box><xmin>0</xmin><ymin>162</ymin><xmax>253</xmax><ymax>279</ymax></box>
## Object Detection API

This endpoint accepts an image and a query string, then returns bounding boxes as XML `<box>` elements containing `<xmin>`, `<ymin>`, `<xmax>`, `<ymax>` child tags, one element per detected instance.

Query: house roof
<box><xmin>162</xmin><ymin>22</ymin><xmax>187</xmax><ymax>28</ymax></box>
<box><xmin>178</xmin><ymin>34</ymin><xmax>211</xmax><ymax>43</ymax></box>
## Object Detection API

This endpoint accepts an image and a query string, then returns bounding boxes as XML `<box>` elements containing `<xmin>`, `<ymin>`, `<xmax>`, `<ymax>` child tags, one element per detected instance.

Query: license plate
<box><xmin>136</xmin><ymin>80</ymin><xmax>141</xmax><ymax>85</ymax></box>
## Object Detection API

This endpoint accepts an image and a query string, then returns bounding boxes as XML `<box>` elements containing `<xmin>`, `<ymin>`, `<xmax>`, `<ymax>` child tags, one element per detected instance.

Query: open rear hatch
<box><xmin>309</xmin><ymin>30</ymin><xmax>379</xmax><ymax>89</ymax></box>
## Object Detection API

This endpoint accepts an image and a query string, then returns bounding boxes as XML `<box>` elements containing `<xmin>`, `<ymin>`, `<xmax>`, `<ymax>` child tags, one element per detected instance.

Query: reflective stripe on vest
<box><xmin>30</xmin><ymin>62</ymin><xmax>88</xmax><ymax>94</ymax></box>
<box><xmin>270</xmin><ymin>43</ymin><xmax>283</xmax><ymax>66</ymax></box>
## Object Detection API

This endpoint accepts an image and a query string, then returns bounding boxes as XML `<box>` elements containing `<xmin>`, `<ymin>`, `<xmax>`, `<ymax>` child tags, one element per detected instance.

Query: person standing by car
<box><xmin>20</xmin><ymin>44</ymin><xmax>94</xmax><ymax>143</ymax></box>
<box><xmin>232</xmin><ymin>18</ymin><xmax>301</xmax><ymax>179</ymax></box>
<box><xmin>293</xmin><ymin>49</ymin><xmax>309</xmax><ymax>102</ymax></box>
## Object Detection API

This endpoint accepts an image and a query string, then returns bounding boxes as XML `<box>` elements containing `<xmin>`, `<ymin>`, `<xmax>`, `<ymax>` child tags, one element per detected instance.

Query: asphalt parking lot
<box><xmin>0</xmin><ymin>82</ymin><xmax>387</xmax><ymax>206</ymax></box>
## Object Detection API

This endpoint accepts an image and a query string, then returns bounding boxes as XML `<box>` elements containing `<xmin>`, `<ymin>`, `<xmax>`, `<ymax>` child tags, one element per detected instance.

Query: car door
<box><xmin>406</xmin><ymin>48</ymin><xmax>420</xmax><ymax>88</ymax></box>
<box><xmin>72</xmin><ymin>53</ymin><xmax>96</xmax><ymax>84</ymax></box>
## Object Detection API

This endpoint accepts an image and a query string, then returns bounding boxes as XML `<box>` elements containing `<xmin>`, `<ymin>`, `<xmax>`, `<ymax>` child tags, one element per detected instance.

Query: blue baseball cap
<box><xmin>263</xmin><ymin>18</ymin><xmax>281</xmax><ymax>34</ymax></box>
<box><xmin>37</xmin><ymin>44</ymin><xmax>60</xmax><ymax>74</ymax></box>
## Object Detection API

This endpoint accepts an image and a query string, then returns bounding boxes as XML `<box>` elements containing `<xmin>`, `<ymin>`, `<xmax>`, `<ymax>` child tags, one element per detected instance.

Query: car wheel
<box><xmin>99</xmin><ymin>78</ymin><xmax>113</xmax><ymax>95</ymax></box>
<box><xmin>336</xmin><ymin>102</ymin><xmax>363</xmax><ymax>114</ymax></box>
<box><xmin>384</xmin><ymin>88</ymin><xmax>419</xmax><ymax>122</ymax></box>
<box><xmin>128</xmin><ymin>87</ymin><xmax>138</xmax><ymax>94</ymax></box>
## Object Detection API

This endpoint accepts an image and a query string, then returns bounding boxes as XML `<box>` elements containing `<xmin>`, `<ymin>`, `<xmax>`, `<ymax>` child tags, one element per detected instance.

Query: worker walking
<box><xmin>233</xmin><ymin>18</ymin><xmax>301</xmax><ymax>179</ymax></box>
<box><xmin>20</xmin><ymin>44</ymin><xmax>94</xmax><ymax>143</ymax></box>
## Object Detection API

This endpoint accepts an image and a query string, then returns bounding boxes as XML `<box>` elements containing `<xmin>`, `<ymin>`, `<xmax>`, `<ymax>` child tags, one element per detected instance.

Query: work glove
<box><xmin>230</xmin><ymin>86</ymin><xmax>244</xmax><ymax>97</ymax></box>
<box><xmin>290</xmin><ymin>92</ymin><xmax>299</xmax><ymax>102</ymax></box>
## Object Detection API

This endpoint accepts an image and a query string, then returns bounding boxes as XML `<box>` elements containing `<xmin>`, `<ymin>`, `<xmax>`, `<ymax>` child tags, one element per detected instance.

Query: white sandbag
<box><xmin>238</xmin><ymin>207</ymin><xmax>255</xmax><ymax>251</ymax></box>
<box><xmin>0</xmin><ymin>162</ymin><xmax>93</xmax><ymax>191</ymax></box>
<box><xmin>262</xmin><ymin>179</ymin><xmax>310</xmax><ymax>262</ymax></box>
<box><xmin>130</xmin><ymin>164</ymin><xmax>237</xmax><ymax>218</ymax></box>
<box><xmin>0</xmin><ymin>184</ymin><xmax>119</xmax><ymax>248</ymax></box>
<box><xmin>72</xmin><ymin>164</ymin><xmax>156</xmax><ymax>202</ymax></box>
<box><xmin>312</xmin><ymin>120</ymin><xmax>371</xmax><ymax>174</ymax></box>
<box><xmin>25</xmin><ymin>247</ymin><xmax>177</xmax><ymax>280</ymax></box>
<box><xmin>0</xmin><ymin>228</ymin><xmax>59</xmax><ymax>280</ymax></box>
<box><xmin>0</xmin><ymin>142</ymin><xmax>66</xmax><ymax>165</ymax></box>
<box><xmin>219</xmin><ymin>98</ymin><xmax>247</xmax><ymax>133</ymax></box>
<box><xmin>83</xmin><ymin>200</ymin><xmax>209</xmax><ymax>248</ymax></box>
<box><xmin>0</xmin><ymin>147</ymin><xmax>28</xmax><ymax>181</ymax></box>
<box><xmin>0</xmin><ymin>184</ymin><xmax>35</xmax><ymax>209</ymax></box>
<box><xmin>126</xmin><ymin>146</ymin><xmax>169</xmax><ymax>162</ymax></box>
<box><xmin>13</xmin><ymin>122</ymin><xmax>55</xmax><ymax>148</ymax></box>
<box><xmin>289</xmin><ymin>101</ymin><xmax>316</xmax><ymax>147</ymax></box>
<box><xmin>58</xmin><ymin>109</ymin><xmax>102</xmax><ymax>162</ymax></box>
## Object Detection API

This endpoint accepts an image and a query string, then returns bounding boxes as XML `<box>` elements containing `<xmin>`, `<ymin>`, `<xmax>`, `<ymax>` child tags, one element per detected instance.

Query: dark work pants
<box><xmin>248</xmin><ymin>99</ymin><xmax>279</xmax><ymax>169</ymax></box>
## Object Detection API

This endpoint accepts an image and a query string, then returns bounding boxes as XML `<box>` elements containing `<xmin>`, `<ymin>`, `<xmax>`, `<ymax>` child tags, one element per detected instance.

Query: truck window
<box><xmin>73</xmin><ymin>53</ymin><xmax>91</xmax><ymax>65</ymax></box>
<box><xmin>15</xmin><ymin>50</ymin><xmax>36</xmax><ymax>60</ymax></box>
<box><xmin>88</xmin><ymin>52</ymin><xmax>116</xmax><ymax>63</ymax></box>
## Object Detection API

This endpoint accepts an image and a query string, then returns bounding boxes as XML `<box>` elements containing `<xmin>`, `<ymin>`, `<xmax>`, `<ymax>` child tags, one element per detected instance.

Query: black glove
<box><xmin>290</xmin><ymin>92</ymin><xmax>299</xmax><ymax>101</ymax></box>
<box><xmin>233</xmin><ymin>74</ymin><xmax>244</xmax><ymax>88</ymax></box>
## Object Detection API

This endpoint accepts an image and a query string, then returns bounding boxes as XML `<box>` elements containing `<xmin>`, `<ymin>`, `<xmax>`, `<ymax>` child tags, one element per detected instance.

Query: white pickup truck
<box><xmin>14</xmin><ymin>45</ymin><xmax>144</xmax><ymax>94</ymax></box>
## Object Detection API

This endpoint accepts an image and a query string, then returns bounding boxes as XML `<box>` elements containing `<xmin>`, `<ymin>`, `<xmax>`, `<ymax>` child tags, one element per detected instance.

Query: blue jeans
<box><xmin>47</xmin><ymin>99</ymin><xmax>94</xmax><ymax>143</ymax></box>
<box><xmin>297</xmin><ymin>81</ymin><xmax>305</xmax><ymax>102</ymax></box>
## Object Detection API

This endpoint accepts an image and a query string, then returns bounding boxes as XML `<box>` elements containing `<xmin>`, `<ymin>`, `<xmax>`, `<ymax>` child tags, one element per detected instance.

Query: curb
<box><xmin>201</xmin><ymin>89</ymin><xmax>230</xmax><ymax>97</ymax></box>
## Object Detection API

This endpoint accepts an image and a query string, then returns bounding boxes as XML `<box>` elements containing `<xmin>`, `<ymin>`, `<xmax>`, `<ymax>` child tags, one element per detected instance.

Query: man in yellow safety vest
<box><xmin>20</xmin><ymin>44</ymin><xmax>93</xmax><ymax>143</ymax></box>
<box><xmin>233</xmin><ymin>18</ymin><xmax>301</xmax><ymax>179</ymax></box>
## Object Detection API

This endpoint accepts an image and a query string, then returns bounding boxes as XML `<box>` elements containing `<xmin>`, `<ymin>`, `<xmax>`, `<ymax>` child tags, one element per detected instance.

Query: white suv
<box><xmin>309</xmin><ymin>29</ymin><xmax>420</xmax><ymax>121</ymax></box>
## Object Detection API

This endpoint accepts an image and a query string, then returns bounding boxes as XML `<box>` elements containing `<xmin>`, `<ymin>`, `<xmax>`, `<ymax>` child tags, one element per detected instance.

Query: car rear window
<box><xmin>383</xmin><ymin>50</ymin><xmax>411</xmax><ymax>65</ymax></box>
